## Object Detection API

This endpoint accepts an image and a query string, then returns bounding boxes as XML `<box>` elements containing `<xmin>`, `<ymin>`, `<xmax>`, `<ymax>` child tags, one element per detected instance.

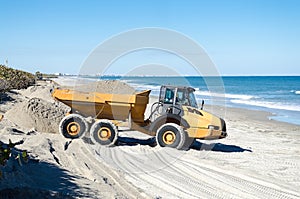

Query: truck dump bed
<box><xmin>52</xmin><ymin>89</ymin><xmax>151</xmax><ymax>123</ymax></box>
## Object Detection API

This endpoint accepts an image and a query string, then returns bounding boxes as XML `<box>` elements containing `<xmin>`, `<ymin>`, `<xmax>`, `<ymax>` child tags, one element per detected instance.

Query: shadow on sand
<box><xmin>117</xmin><ymin>136</ymin><xmax>157</xmax><ymax>147</ymax></box>
<box><xmin>0</xmin><ymin>93</ymin><xmax>14</xmax><ymax>104</ymax></box>
<box><xmin>191</xmin><ymin>140</ymin><xmax>252</xmax><ymax>153</ymax></box>
<box><xmin>116</xmin><ymin>136</ymin><xmax>252</xmax><ymax>153</ymax></box>
<box><xmin>0</xmin><ymin>160</ymin><xmax>89</xmax><ymax>199</ymax></box>
<box><xmin>0</xmin><ymin>90</ymin><xmax>18</xmax><ymax>104</ymax></box>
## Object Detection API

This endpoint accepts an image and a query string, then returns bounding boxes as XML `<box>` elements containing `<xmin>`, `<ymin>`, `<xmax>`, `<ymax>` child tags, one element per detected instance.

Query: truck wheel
<box><xmin>90</xmin><ymin>120</ymin><xmax>118</xmax><ymax>146</ymax></box>
<box><xmin>156</xmin><ymin>123</ymin><xmax>186</xmax><ymax>149</ymax></box>
<box><xmin>180</xmin><ymin>132</ymin><xmax>195</xmax><ymax>151</ymax></box>
<box><xmin>59</xmin><ymin>114</ymin><xmax>88</xmax><ymax>139</ymax></box>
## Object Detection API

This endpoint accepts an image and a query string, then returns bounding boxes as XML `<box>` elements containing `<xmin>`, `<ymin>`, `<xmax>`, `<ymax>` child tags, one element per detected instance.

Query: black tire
<box><xmin>180</xmin><ymin>132</ymin><xmax>195</xmax><ymax>151</ymax></box>
<box><xmin>90</xmin><ymin>120</ymin><xmax>118</xmax><ymax>146</ymax></box>
<box><xmin>156</xmin><ymin>123</ymin><xmax>187</xmax><ymax>150</ymax></box>
<box><xmin>59</xmin><ymin>114</ymin><xmax>88</xmax><ymax>139</ymax></box>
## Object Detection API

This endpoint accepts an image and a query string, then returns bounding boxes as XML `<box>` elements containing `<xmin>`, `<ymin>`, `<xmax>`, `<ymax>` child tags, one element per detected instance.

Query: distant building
<box><xmin>54</xmin><ymin>73</ymin><xmax>63</xmax><ymax>76</ymax></box>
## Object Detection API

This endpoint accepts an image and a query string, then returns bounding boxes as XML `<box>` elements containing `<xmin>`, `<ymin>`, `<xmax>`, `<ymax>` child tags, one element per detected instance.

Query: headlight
<box><xmin>208</xmin><ymin>125</ymin><xmax>219</xmax><ymax>130</ymax></box>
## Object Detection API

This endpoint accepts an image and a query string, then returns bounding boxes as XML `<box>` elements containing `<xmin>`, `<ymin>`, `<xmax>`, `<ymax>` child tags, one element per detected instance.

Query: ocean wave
<box><xmin>195</xmin><ymin>91</ymin><xmax>255</xmax><ymax>100</ymax></box>
<box><xmin>126</xmin><ymin>82</ymin><xmax>161</xmax><ymax>92</ymax></box>
<box><xmin>290</xmin><ymin>90</ymin><xmax>300</xmax><ymax>95</ymax></box>
<box><xmin>231</xmin><ymin>99</ymin><xmax>300</xmax><ymax>112</ymax></box>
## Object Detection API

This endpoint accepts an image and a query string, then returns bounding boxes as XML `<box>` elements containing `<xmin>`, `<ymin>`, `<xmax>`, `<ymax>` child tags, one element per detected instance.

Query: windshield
<box><xmin>160</xmin><ymin>86</ymin><xmax>198</xmax><ymax>108</ymax></box>
<box><xmin>174</xmin><ymin>88</ymin><xmax>198</xmax><ymax>108</ymax></box>
<box><xmin>188</xmin><ymin>91</ymin><xmax>198</xmax><ymax>108</ymax></box>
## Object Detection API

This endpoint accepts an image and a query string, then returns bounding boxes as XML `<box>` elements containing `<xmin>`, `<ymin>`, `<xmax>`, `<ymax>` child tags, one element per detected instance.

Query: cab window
<box><xmin>176</xmin><ymin>89</ymin><xmax>188</xmax><ymax>105</ymax></box>
<box><xmin>188</xmin><ymin>91</ymin><xmax>198</xmax><ymax>108</ymax></box>
<box><xmin>164</xmin><ymin>88</ymin><xmax>174</xmax><ymax>104</ymax></box>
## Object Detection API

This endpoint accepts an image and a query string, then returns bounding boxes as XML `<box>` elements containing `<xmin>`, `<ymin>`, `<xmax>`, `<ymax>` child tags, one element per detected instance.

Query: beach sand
<box><xmin>0</xmin><ymin>79</ymin><xmax>299</xmax><ymax>198</ymax></box>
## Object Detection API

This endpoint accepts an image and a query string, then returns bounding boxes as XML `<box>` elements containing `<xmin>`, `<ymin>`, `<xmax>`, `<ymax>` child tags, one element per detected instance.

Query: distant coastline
<box><xmin>57</xmin><ymin>74</ymin><xmax>300</xmax><ymax>78</ymax></box>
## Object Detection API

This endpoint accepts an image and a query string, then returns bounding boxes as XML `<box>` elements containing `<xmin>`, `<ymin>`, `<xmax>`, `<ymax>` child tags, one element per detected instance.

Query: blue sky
<box><xmin>1</xmin><ymin>0</ymin><xmax>300</xmax><ymax>75</ymax></box>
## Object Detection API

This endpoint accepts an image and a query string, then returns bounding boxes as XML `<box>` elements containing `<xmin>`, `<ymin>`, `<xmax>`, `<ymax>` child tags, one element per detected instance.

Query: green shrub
<box><xmin>0</xmin><ymin>65</ymin><xmax>35</xmax><ymax>91</ymax></box>
<box><xmin>0</xmin><ymin>78</ymin><xmax>9</xmax><ymax>92</ymax></box>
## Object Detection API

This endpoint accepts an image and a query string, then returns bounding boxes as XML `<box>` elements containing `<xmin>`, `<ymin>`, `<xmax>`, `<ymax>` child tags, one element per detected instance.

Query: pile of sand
<box><xmin>19</xmin><ymin>85</ymin><xmax>55</xmax><ymax>103</ymax></box>
<box><xmin>3</xmin><ymin>80</ymin><xmax>136</xmax><ymax>134</ymax></box>
<box><xmin>71</xmin><ymin>80</ymin><xmax>136</xmax><ymax>94</ymax></box>
<box><xmin>5</xmin><ymin>98</ymin><xmax>70</xmax><ymax>133</ymax></box>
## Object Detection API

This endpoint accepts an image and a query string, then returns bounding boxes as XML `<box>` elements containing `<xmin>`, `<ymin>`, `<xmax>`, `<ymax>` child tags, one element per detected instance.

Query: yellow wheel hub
<box><xmin>67</xmin><ymin>122</ymin><xmax>80</xmax><ymax>136</ymax></box>
<box><xmin>98</xmin><ymin>127</ymin><xmax>111</xmax><ymax>141</ymax></box>
<box><xmin>162</xmin><ymin>131</ymin><xmax>176</xmax><ymax>145</ymax></box>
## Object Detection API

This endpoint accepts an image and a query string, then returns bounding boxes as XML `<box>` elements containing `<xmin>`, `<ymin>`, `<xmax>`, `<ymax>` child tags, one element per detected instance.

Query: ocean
<box><xmin>79</xmin><ymin>76</ymin><xmax>300</xmax><ymax>126</ymax></box>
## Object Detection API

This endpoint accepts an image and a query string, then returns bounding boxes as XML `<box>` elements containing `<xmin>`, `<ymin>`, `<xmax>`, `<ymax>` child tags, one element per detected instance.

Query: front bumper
<box><xmin>219</xmin><ymin>118</ymin><xmax>227</xmax><ymax>138</ymax></box>
<box><xmin>187</xmin><ymin>118</ymin><xmax>228</xmax><ymax>139</ymax></box>
<box><xmin>219</xmin><ymin>131</ymin><xmax>227</xmax><ymax>138</ymax></box>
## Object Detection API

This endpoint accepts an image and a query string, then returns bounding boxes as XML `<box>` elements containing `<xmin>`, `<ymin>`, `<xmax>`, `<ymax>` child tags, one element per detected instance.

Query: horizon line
<box><xmin>64</xmin><ymin>74</ymin><xmax>300</xmax><ymax>77</ymax></box>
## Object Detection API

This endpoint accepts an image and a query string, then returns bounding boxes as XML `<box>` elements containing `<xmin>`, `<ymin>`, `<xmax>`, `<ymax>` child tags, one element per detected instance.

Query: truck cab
<box><xmin>159</xmin><ymin>85</ymin><xmax>198</xmax><ymax>108</ymax></box>
<box><xmin>150</xmin><ymin>85</ymin><xmax>227</xmax><ymax>149</ymax></box>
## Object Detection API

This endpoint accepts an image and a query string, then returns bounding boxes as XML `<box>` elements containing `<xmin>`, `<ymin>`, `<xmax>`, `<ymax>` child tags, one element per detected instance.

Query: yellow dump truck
<box><xmin>52</xmin><ymin>85</ymin><xmax>227</xmax><ymax>150</ymax></box>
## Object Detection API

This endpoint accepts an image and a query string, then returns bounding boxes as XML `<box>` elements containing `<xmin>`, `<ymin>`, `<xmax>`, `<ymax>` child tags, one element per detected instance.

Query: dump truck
<box><xmin>52</xmin><ymin>85</ymin><xmax>227</xmax><ymax>150</ymax></box>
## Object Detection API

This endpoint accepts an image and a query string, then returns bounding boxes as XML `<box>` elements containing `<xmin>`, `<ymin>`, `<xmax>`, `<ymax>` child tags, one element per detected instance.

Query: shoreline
<box><xmin>207</xmin><ymin>104</ymin><xmax>300</xmax><ymax>129</ymax></box>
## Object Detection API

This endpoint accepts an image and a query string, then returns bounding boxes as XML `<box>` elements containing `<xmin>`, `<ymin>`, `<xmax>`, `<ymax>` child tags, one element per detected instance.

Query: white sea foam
<box><xmin>125</xmin><ymin>82</ymin><xmax>161</xmax><ymax>93</ymax></box>
<box><xmin>290</xmin><ymin>90</ymin><xmax>300</xmax><ymax>95</ymax></box>
<box><xmin>130</xmin><ymin>83</ymin><xmax>160</xmax><ymax>91</ymax></box>
<box><xmin>231</xmin><ymin>99</ymin><xmax>300</xmax><ymax>112</ymax></box>
<box><xmin>195</xmin><ymin>90</ymin><xmax>255</xmax><ymax>100</ymax></box>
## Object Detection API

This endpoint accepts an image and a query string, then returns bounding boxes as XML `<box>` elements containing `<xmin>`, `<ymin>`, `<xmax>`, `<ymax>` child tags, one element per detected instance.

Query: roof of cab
<box><xmin>161</xmin><ymin>85</ymin><xmax>196</xmax><ymax>92</ymax></box>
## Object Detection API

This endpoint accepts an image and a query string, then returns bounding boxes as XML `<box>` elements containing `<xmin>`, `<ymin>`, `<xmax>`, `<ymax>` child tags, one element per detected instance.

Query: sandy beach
<box><xmin>1</xmin><ymin>79</ymin><xmax>300</xmax><ymax>198</ymax></box>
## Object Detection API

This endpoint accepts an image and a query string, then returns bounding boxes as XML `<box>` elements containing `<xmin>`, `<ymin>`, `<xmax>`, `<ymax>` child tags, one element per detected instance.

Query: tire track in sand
<box><xmin>176</xmin><ymin>154</ymin><xmax>300</xmax><ymax>199</ymax></box>
<box><xmin>64</xmin><ymin>140</ymin><xmax>148</xmax><ymax>198</ymax></box>
<box><xmin>94</xmin><ymin>144</ymin><xmax>300</xmax><ymax>199</ymax></box>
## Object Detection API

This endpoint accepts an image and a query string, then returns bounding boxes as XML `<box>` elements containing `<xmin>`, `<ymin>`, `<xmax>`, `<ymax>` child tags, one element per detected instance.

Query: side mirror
<box><xmin>201</xmin><ymin>100</ymin><xmax>204</xmax><ymax>110</ymax></box>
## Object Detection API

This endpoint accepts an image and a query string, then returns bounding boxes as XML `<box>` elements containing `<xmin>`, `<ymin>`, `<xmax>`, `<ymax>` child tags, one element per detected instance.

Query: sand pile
<box><xmin>72</xmin><ymin>80</ymin><xmax>136</xmax><ymax>94</ymax></box>
<box><xmin>5</xmin><ymin>98</ymin><xmax>70</xmax><ymax>133</ymax></box>
<box><xmin>3</xmin><ymin>80</ymin><xmax>135</xmax><ymax>134</ymax></box>
<box><xmin>20</xmin><ymin>85</ymin><xmax>55</xmax><ymax>103</ymax></box>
